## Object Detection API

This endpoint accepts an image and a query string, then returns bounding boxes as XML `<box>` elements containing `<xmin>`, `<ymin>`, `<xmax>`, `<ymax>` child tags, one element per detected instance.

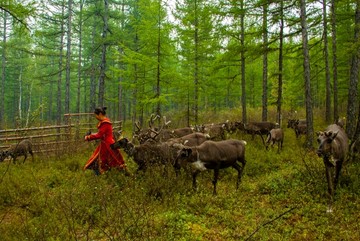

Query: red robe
<box><xmin>84</xmin><ymin>117</ymin><xmax>125</xmax><ymax>174</ymax></box>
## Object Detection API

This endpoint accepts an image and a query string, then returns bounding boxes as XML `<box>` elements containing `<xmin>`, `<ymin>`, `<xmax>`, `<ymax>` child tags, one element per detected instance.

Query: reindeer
<box><xmin>316</xmin><ymin>124</ymin><xmax>349</xmax><ymax>213</ymax></box>
<box><xmin>0</xmin><ymin>139</ymin><xmax>34</xmax><ymax>164</ymax></box>
<box><xmin>111</xmin><ymin>137</ymin><xmax>179</xmax><ymax>173</ymax></box>
<box><xmin>265</xmin><ymin>128</ymin><xmax>284</xmax><ymax>153</ymax></box>
<box><xmin>176</xmin><ymin>139</ymin><xmax>247</xmax><ymax>195</ymax></box>
<box><xmin>243</xmin><ymin>121</ymin><xmax>277</xmax><ymax>145</ymax></box>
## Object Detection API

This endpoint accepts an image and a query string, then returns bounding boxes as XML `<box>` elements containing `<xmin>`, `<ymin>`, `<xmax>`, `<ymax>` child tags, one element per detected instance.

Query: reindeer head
<box><xmin>110</xmin><ymin>137</ymin><xmax>129</xmax><ymax>150</ymax></box>
<box><xmin>316</xmin><ymin>130</ymin><xmax>338</xmax><ymax>158</ymax></box>
<box><xmin>0</xmin><ymin>151</ymin><xmax>6</xmax><ymax>162</ymax></box>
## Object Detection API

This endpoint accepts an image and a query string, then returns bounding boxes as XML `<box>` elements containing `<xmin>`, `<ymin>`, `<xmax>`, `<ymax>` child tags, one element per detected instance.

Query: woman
<box><xmin>84</xmin><ymin>106</ymin><xmax>130</xmax><ymax>175</ymax></box>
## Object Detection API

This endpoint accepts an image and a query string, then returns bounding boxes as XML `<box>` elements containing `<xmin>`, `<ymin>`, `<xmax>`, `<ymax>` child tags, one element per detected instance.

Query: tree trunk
<box><xmin>0</xmin><ymin>11</ymin><xmax>7</xmax><ymax>129</ymax></box>
<box><xmin>156</xmin><ymin>0</ymin><xmax>162</xmax><ymax>118</ymax></box>
<box><xmin>57</xmin><ymin>3</ymin><xmax>65</xmax><ymax>125</ymax></box>
<box><xmin>76</xmin><ymin>0</ymin><xmax>84</xmax><ymax>114</ymax></box>
<box><xmin>331</xmin><ymin>0</ymin><xmax>338</xmax><ymax>123</ymax></box>
<box><xmin>65</xmin><ymin>0</ymin><xmax>72</xmax><ymax>119</ymax></box>
<box><xmin>98</xmin><ymin>0</ymin><xmax>109</xmax><ymax>107</ymax></box>
<box><xmin>323</xmin><ymin>0</ymin><xmax>331</xmax><ymax>123</ymax></box>
<box><xmin>346</xmin><ymin>0</ymin><xmax>360</xmax><ymax>140</ymax></box>
<box><xmin>90</xmin><ymin>17</ymin><xmax>97</xmax><ymax>112</ymax></box>
<box><xmin>240</xmin><ymin>0</ymin><xmax>247</xmax><ymax>123</ymax></box>
<box><xmin>262</xmin><ymin>0</ymin><xmax>268</xmax><ymax>122</ymax></box>
<box><xmin>277</xmin><ymin>0</ymin><xmax>284</xmax><ymax>126</ymax></box>
<box><xmin>300</xmin><ymin>0</ymin><xmax>314</xmax><ymax>148</ymax></box>
<box><xmin>194</xmin><ymin>0</ymin><xmax>199</xmax><ymax>124</ymax></box>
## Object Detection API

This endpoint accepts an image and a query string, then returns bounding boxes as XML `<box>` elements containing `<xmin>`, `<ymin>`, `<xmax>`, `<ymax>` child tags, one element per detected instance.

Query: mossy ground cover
<box><xmin>0</xmin><ymin>127</ymin><xmax>359</xmax><ymax>240</ymax></box>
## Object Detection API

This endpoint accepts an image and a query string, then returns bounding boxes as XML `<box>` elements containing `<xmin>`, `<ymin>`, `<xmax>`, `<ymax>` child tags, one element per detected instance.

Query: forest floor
<box><xmin>0</xmin><ymin>126</ymin><xmax>359</xmax><ymax>240</ymax></box>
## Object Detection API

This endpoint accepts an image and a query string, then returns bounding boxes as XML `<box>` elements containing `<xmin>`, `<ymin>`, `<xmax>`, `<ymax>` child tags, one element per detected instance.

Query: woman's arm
<box><xmin>85</xmin><ymin>122</ymin><xmax>111</xmax><ymax>141</ymax></box>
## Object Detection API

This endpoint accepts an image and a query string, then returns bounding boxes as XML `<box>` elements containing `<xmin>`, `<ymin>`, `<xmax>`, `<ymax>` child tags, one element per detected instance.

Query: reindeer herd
<box><xmin>0</xmin><ymin>114</ymin><xmax>354</xmax><ymax>212</ymax></box>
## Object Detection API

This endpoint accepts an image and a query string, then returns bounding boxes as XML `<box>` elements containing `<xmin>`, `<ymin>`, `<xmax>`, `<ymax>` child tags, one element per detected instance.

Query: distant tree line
<box><xmin>1</xmin><ymin>0</ymin><xmax>360</xmax><ymax>147</ymax></box>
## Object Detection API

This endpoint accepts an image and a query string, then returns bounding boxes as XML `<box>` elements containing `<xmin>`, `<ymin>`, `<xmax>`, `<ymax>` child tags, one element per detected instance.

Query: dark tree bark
<box><xmin>323</xmin><ymin>0</ymin><xmax>331</xmax><ymax>123</ymax></box>
<box><xmin>262</xmin><ymin>0</ymin><xmax>268</xmax><ymax>122</ymax></box>
<box><xmin>0</xmin><ymin>11</ymin><xmax>7</xmax><ymax>129</ymax></box>
<box><xmin>300</xmin><ymin>0</ymin><xmax>314</xmax><ymax>148</ymax></box>
<box><xmin>240</xmin><ymin>0</ymin><xmax>247</xmax><ymax>123</ymax></box>
<box><xmin>346</xmin><ymin>0</ymin><xmax>360</xmax><ymax>140</ymax></box>
<box><xmin>76</xmin><ymin>0</ymin><xmax>84</xmax><ymax>114</ymax></box>
<box><xmin>331</xmin><ymin>0</ymin><xmax>338</xmax><ymax>123</ymax></box>
<box><xmin>90</xmin><ymin>19</ymin><xmax>96</xmax><ymax>112</ymax></box>
<box><xmin>65</xmin><ymin>0</ymin><xmax>72</xmax><ymax>118</ymax></box>
<box><xmin>98</xmin><ymin>0</ymin><xmax>109</xmax><ymax>107</ymax></box>
<box><xmin>57</xmin><ymin>3</ymin><xmax>65</xmax><ymax>125</ymax></box>
<box><xmin>155</xmin><ymin>0</ymin><xmax>162</xmax><ymax>118</ymax></box>
<box><xmin>276</xmin><ymin>0</ymin><xmax>284</xmax><ymax>125</ymax></box>
<box><xmin>194</xmin><ymin>0</ymin><xmax>199</xmax><ymax>124</ymax></box>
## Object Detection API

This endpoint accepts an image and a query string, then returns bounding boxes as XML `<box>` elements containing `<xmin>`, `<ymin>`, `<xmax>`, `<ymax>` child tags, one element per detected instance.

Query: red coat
<box><xmin>84</xmin><ymin>117</ymin><xmax>125</xmax><ymax>173</ymax></box>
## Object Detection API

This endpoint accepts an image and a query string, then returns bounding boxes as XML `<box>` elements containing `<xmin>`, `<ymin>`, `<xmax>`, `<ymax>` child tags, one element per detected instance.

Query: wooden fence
<box><xmin>0</xmin><ymin>113</ymin><xmax>122</xmax><ymax>158</ymax></box>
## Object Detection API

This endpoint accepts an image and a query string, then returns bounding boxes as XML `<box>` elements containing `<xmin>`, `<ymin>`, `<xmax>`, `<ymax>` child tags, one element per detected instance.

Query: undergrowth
<box><xmin>0</xmin><ymin>128</ymin><xmax>359</xmax><ymax>240</ymax></box>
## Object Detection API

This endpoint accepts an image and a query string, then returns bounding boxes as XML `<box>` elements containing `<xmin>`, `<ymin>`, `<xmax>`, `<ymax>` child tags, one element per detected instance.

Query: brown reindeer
<box><xmin>0</xmin><ymin>139</ymin><xmax>34</xmax><ymax>164</ymax></box>
<box><xmin>316</xmin><ymin>124</ymin><xmax>349</xmax><ymax>213</ymax></box>
<box><xmin>265</xmin><ymin>128</ymin><xmax>284</xmax><ymax>153</ymax></box>
<box><xmin>176</xmin><ymin>139</ymin><xmax>247</xmax><ymax>195</ymax></box>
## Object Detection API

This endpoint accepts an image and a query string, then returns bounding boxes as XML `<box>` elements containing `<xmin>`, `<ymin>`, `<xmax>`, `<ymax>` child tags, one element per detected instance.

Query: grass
<box><xmin>0</xmin><ymin>128</ymin><xmax>359</xmax><ymax>240</ymax></box>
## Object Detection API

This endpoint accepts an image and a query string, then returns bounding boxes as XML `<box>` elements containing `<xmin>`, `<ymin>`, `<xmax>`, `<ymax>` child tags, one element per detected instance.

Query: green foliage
<box><xmin>0</xmin><ymin>127</ymin><xmax>359</xmax><ymax>240</ymax></box>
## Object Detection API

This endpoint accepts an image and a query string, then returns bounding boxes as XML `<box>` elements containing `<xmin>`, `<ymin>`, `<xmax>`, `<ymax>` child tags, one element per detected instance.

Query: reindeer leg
<box><xmin>192</xmin><ymin>170</ymin><xmax>200</xmax><ymax>192</ymax></box>
<box><xmin>30</xmin><ymin>150</ymin><xmax>34</xmax><ymax>161</ymax></box>
<box><xmin>23</xmin><ymin>153</ymin><xmax>27</xmax><ymax>163</ymax></box>
<box><xmin>324</xmin><ymin>160</ymin><xmax>334</xmax><ymax>213</ymax></box>
<box><xmin>212</xmin><ymin>168</ymin><xmax>219</xmax><ymax>195</ymax></box>
<box><xmin>233</xmin><ymin>163</ymin><xmax>242</xmax><ymax>189</ymax></box>
<box><xmin>334</xmin><ymin>160</ymin><xmax>343</xmax><ymax>192</ymax></box>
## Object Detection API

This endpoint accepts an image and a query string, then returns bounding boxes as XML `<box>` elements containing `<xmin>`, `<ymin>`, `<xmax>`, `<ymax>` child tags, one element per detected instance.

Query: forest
<box><xmin>0</xmin><ymin>1</ymin><xmax>360</xmax><ymax>240</ymax></box>
<box><xmin>0</xmin><ymin>0</ymin><xmax>359</xmax><ymax>142</ymax></box>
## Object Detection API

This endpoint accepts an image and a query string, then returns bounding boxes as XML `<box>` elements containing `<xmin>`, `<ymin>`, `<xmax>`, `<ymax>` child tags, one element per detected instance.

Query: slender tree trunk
<box><xmin>346</xmin><ymin>0</ymin><xmax>360</xmax><ymax>140</ymax></box>
<box><xmin>90</xmin><ymin>19</ymin><xmax>96</xmax><ymax>112</ymax></box>
<box><xmin>0</xmin><ymin>11</ymin><xmax>7</xmax><ymax>129</ymax></box>
<box><xmin>25</xmin><ymin>78</ymin><xmax>34</xmax><ymax>128</ymax></box>
<box><xmin>331</xmin><ymin>0</ymin><xmax>338</xmax><ymax>122</ymax></box>
<box><xmin>194</xmin><ymin>0</ymin><xmax>199</xmax><ymax>124</ymax></box>
<box><xmin>156</xmin><ymin>0</ymin><xmax>162</xmax><ymax>118</ymax></box>
<box><xmin>98</xmin><ymin>0</ymin><xmax>109</xmax><ymax>107</ymax></box>
<box><xmin>240</xmin><ymin>0</ymin><xmax>247</xmax><ymax>123</ymax></box>
<box><xmin>262</xmin><ymin>0</ymin><xmax>268</xmax><ymax>122</ymax></box>
<box><xmin>300</xmin><ymin>0</ymin><xmax>314</xmax><ymax>148</ymax></box>
<box><xmin>76</xmin><ymin>0</ymin><xmax>84</xmax><ymax>114</ymax></box>
<box><xmin>277</xmin><ymin>0</ymin><xmax>284</xmax><ymax>125</ymax></box>
<box><xmin>323</xmin><ymin>0</ymin><xmax>331</xmax><ymax>122</ymax></box>
<box><xmin>57</xmin><ymin>3</ymin><xmax>65</xmax><ymax>125</ymax></box>
<box><xmin>18</xmin><ymin>66</ymin><xmax>22</xmax><ymax>120</ymax></box>
<box><xmin>65</xmin><ymin>0</ymin><xmax>72</xmax><ymax>118</ymax></box>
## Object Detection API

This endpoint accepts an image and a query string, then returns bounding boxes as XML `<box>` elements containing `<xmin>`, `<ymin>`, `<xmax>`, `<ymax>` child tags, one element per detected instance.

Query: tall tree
<box><xmin>57</xmin><ymin>1</ymin><xmax>65</xmax><ymax>125</ymax></box>
<box><xmin>331</xmin><ymin>0</ymin><xmax>338</xmax><ymax>122</ymax></box>
<box><xmin>98</xmin><ymin>0</ymin><xmax>109</xmax><ymax>107</ymax></box>
<box><xmin>323</xmin><ymin>0</ymin><xmax>331</xmax><ymax>122</ymax></box>
<box><xmin>300</xmin><ymin>0</ymin><xmax>314</xmax><ymax>148</ymax></box>
<box><xmin>346</xmin><ymin>0</ymin><xmax>360</xmax><ymax>140</ymax></box>
<box><xmin>276</xmin><ymin>0</ymin><xmax>284</xmax><ymax>125</ymax></box>
<box><xmin>65</xmin><ymin>0</ymin><xmax>72</xmax><ymax>117</ymax></box>
<box><xmin>0</xmin><ymin>11</ymin><xmax>7</xmax><ymax>129</ymax></box>
<box><xmin>76</xmin><ymin>0</ymin><xmax>84</xmax><ymax>114</ymax></box>
<box><xmin>262</xmin><ymin>0</ymin><xmax>269</xmax><ymax>121</ymax></box>
<box><xmin>240</xmin><ymin>0</ymin><xmax>247</xmax><ymax>123</ymax></box>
